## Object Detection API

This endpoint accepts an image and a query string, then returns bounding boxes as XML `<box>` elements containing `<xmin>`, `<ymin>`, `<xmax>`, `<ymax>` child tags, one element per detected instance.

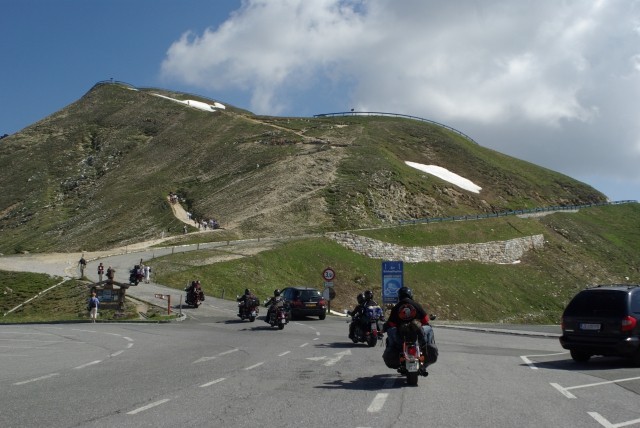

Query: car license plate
<box><xmin>580</xmin><ymin>323</ymin><xmax>601</xmax><ymax>331</ymax></box>
<box><xmin>305</xmin><ymin>303</ymin><xmax>316</xmax><ymax>307</ymax></box>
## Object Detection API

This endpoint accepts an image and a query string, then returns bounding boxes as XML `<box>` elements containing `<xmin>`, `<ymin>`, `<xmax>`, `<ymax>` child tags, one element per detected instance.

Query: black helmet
<box><xmin>245</xmin><ymin>288</ymin><xmax>251</xmax><ymax>295</ymax></box>
<box><xmin>356</xmin><ymin>293</ymin><xmax>365</xmax><ymax>305</ymax></box>
<box><xmin>274</xmin><ymin>289</ymin><xmax>281</xmax><ymax>297</ymax></box>
<box><xmin>364</xmin><ymin>290</ymin><xmax>373</xmax><ymax>301</ymax></box>
<box><xmin>398</xmin><ymin>286</ymin><xmax>413</xmax><ymax>300</ymax></box>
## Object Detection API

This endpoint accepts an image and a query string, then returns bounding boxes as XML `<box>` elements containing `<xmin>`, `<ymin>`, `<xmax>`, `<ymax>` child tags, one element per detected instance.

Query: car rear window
<box><xmin>564</xmin><ymin>290</ymin><xmax>628</xmax><ymax>317</ymax></box>
<box><xmin>298</xmin><ymin>290</ymin><xmax>321</xmax><ymax>300</ymax></box>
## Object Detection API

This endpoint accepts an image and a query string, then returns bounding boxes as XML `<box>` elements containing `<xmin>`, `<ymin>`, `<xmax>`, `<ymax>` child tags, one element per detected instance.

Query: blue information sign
<box><xmin>381</xmin><ymin>261</ymin><xmax>403</xmax><ymax>304</ymax></box>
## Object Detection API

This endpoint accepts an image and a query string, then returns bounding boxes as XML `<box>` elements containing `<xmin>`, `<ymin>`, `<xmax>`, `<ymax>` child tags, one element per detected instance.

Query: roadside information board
<box><xmin>381</xmin><ymin>260</ymin><xmax>403</xmax><ymax>305</ymax></box>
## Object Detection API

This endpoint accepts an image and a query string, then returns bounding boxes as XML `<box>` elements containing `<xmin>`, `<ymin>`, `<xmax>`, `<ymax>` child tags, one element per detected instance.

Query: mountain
<box><xmin>0</xmin><ymin>82</ymin><xmax>606</xmax><ymax>254</ymax></box>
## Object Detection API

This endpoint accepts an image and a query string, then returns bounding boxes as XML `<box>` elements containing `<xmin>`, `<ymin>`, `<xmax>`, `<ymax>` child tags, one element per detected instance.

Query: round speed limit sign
<box><xmin>322</xmin><ymin>267</ymin><xmax>335</xmax><ymax>282</ymax></box>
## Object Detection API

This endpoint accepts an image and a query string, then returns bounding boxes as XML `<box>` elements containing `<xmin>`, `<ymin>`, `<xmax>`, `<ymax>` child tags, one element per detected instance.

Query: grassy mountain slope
<box><xmin>0</xmin><ymin>83</ymin><xmax>605</xmax><ymax>254</ymax></box>
<box><xmin>151</xmin><ymin>204</ymin><xmax>640</xmax><ymax>324</ymax></box>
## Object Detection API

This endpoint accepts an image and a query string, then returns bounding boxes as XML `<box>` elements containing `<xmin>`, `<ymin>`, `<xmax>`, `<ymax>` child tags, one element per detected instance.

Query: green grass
<box><xmin>0</xmin><ymin>271</ymin><xmax>139</xmax><ymax>323</ymax></box>
<box><xmin>151</xmin><ymin>205</ymin><xmax>640</xmax><ymax>324</ymax></box>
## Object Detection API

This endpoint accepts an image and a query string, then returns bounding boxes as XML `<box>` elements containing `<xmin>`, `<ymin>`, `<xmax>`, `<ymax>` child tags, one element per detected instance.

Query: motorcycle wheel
<box><xmin>249</xmin><ymin>316</ymin><xmax>255</xmax><ymax>322</ymax></box>
<box><xmin>278</xmin><ymin>323</ymin><xmax>285</xmax><ymax>330</ymax></box>
<box><xmin>407</xmin><ymin>372</ymin><xmax>419</xmax><ymax>386</ymax></box>
<box><xmin>367</xmin><ymin>335</ymin><xmax>378</xmax><ymax>347</ymax></box>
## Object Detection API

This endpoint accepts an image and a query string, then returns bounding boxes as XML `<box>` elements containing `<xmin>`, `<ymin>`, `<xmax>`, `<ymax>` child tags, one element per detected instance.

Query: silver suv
<box><xmin>560</xmin><ymin>284</ymin><xmax>640</xmax><ymax>365</ymax></box>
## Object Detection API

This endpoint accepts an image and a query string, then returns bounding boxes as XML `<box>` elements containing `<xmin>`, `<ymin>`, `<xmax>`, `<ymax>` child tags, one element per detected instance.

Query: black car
<box><xmin>281</xmin><ymin>287</ymin><xmax>327</xmax><ymax>320</ymax></box>
<box><xmin>560</xmin><ymin>284</ymin><xmax>640</xmax><ymax>365</ymax></box>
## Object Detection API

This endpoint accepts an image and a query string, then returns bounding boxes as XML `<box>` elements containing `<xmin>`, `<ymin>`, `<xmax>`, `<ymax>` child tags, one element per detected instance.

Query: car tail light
<box><xmin>319</xmin><ymin>299</ymin><xmax>327</xmax><ymax>308</ymax></box>
<box><xmin>621</xmin><ymin>316</ymin><xmax>637</xmax><ymax>332</ymax></box>
<box><xmin>560</xmin><ymin>318</ymin><xmax>566</xmax><ymax>330</ymax></box>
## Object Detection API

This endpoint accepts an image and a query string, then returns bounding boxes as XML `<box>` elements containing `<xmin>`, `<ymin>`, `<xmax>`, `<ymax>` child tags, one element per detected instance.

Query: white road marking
<box><xmin>74</xmin><ymin>360</ymin><xmax>102</xmax><ymax>369</ymax></box>
<box><xmin>520</xmin><ymin>351</ymin><xmax>568</xmax><ymax>370</ymax></box>
<box><xmin>0</xmin><ymin>332</ymin><xmax>55</xmax><ymax>336</ymax></box>
<box><xmin>367</xmin><ymin>393</ymin><xmax>389</xmax><ymax>412</ymax></box>
<box><xmin>194</xmin><ymin>348</ymin><xmax>239</xmax><ymax>363</ymax></box>
<box><xmin>110</xmin><ymin>350</ymin><xmax>124</xmax><ymax>357</ymax></box>
<box><xmin>588</xmin><ymin>412</ymin><xmax>640</xmax><ymax>428</ymax></box>
<box><xmin>552</xmin><ymin>375</ymin><xmax>640</xmax><ymax>399</ymax></box>
<box><xmin>127</xmin><ymin>399</ymin><xmax>171</xmax><ymax>415</ymax></box>
<box><xmin>0</xmin><ymin>338</ymin><xmax>63</xmax><ymax>343</ymax></box>
<box><xmin>550</xmin><ymin>383</ymin><xmax>576</xmax><ymax>399</ymax></box>
<box><xmin>521</xmin><ymin>356</ymin><xmax>537</xmax><ymax>370</ymax></box>
<box><xmin>300</xmin><ymin>343</ymin><xmax>309</xmax><ymax>348</ymax></box>
<box><xmin>71</xmin><ymin>329</ymin><xmax>97</xmax><ymax>333</ymax></box>
<box><xmin>123</xmin><ymin>337</ymin><xmax>134</xmax><ymax>342</ymax></box>
<box><xmin>244</xmin><ymin>362</ymin><xmax>264</xmax><ymax>370</ymax></box>
<box><xmin>278</xmin><ymin>351</ymin><xmax>291</xmax><ymax>356</ymax></box>
<box><xmin>127</xmin><ymin>343</ymin><xmax>133</xmax><ymax>349</ymax></box>
<box><xmin>200</xmin><ymin>378</ymin><xmax>226</xmax><ymax>388</ymax></box>
<box><xmin>324</xmin><ymin>350</ymin><xmax>351</xmax><ymax>366</ymax></box>
<box><xmin>13</xmin><ymin>373</ymin><xmax>60</xmax><ymax>385</ymax></box>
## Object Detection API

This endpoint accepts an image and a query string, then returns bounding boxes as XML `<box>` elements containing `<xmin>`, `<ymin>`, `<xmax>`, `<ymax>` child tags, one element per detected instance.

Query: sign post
<box><xmin>322</xmin><ymin>268</ymin><xmax>336</xmax><ymax>313</ymax></box>
<box><xmin>381</xmin><ymin>261</ymin><xmax>403</xmax><ymax>305</ymax></box>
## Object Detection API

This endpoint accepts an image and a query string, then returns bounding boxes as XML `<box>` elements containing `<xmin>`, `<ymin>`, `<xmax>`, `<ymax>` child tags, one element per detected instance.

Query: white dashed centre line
<box><xmin>127</xmin><ymin>399</ymin><xmax>171</xmax><ymax>415</ymax></box>
<box><xmin>13</xmin><ymin>373</ymin><xmax>60</xmax><ymax>386</ymax></box>
<box><xmin>244</xmin><ymin>362</ymin><xmax>264</xmax><ymax>370</ymax></box>
<box><xmin>74</xmin><ymin>360</ymin><xmax>102</xmax><ymax>369</ymax></box>
<box><xmin>278</xmin><ymin>351</ymin><xmax>291</xmax><ymax>356</ymax></box>
<box><xmin>200</xmin><ymin>378</ymin><xmax>226</xmax><ymax>388</ymax></box>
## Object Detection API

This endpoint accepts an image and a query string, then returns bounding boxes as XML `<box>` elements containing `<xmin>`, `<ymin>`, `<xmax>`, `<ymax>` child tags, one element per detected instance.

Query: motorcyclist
<box><xmin>382</xmin><ymin>286</ymin><xmax>437</xmax><ymax>373</ymax></box>
<box><xmin>363</xmin><ymin>289</ymin><xmax>379</xmax><ymax>307</ymax></box>
<box><xmin>264</xmin><ymin>289</ymin><xmax>285</xmax><ymax>323</ymax></box>
<box><xmin>237</xmin><ymin>288</ymin><xmax>257</xmax><ymax>316</ymax></box>
<box><xmin>185</xmin><ymin>280</ymin><xmax>203</xmax><ymax>304</ymax></box>
<box><xmin>348</xmin><ymin>293</ymin><xmax>366</xmax><ymax>340</ymax></box>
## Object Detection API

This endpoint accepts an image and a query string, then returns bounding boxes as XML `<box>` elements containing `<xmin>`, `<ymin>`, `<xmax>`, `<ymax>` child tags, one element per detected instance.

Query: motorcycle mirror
<box><xmin>430</xmin><ymin>314</ymin><xmax>437</xmax><ymax>321</ymax></box>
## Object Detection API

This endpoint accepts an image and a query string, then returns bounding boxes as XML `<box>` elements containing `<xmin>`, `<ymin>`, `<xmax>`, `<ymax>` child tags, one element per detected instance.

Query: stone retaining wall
<box><xmin>326</xmin><ymin>232</ymin><xmax>544</xmax><ymax>264</ymax></box>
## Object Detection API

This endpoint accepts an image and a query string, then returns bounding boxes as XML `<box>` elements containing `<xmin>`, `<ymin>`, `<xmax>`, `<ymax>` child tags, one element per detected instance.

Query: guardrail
<box><xmin>398</xmin><ymin>200</ymin><xmax>638</xmax><ymax>225</ymax></box>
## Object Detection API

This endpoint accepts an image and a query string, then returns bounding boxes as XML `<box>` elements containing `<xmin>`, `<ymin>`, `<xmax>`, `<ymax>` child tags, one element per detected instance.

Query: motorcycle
<box><xmin>349</xmin><ymin>305</ymin><xmax>384</xmax><ymax>347</ymax></box>
<box><xmin>396</xmin><ymin>315</ymin><xmax>436</xmax><ymax>386</ymax></box>
<box><xmin>185</xmin><ymin>287</ymin><xmax>205</xmax><ymax>308</ymax></box>
<box><xmin>237</xmin><ymin>296</ymin><xmax>259</xmax><ymax>322</ymax></box>
<box><xmin>264</xmin><ymin>300</ymin><xmax>289</xmax><ymax>330</ymax></box>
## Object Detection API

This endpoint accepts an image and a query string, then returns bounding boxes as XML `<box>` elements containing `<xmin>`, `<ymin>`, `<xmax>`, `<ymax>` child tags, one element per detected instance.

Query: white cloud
<box><xmin>161</xmin><ymin>0</ymin><xmax>640</xmax><ymax>201</ymax></box>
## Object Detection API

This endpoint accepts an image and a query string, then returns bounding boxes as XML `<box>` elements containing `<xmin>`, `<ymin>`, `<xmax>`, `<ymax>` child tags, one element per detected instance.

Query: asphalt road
<box><xmin>2</xmin><ymin>310</ymin><xmax>640</xmax><ymax>428</ymax></box>
<box><xmin>1</xmin><ymin>245</ymin><xmax>639</xmax><ymax>427</ymax></box>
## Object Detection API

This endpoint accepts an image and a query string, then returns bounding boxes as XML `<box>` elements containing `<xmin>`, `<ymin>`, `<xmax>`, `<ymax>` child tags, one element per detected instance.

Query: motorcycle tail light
<box><xmin>407</xmin><ymin>346</ymin><xmax>418</xmax><ymax>357</ymax></box>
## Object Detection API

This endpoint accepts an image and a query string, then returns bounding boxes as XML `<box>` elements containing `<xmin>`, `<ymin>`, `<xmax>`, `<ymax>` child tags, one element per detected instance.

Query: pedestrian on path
<box><xmin>97</xmin><ymin>262</ymin><xmax>104</xmax><ymax>282</ymax></box>
<box><xmin>78</xmin><ymin>256</ymin><xmax>87</xmax><ymax>278</ymax></box>
<box><xmin>88</xmin><ymin>291</ymin><xmax>99</xmax><ymax>323</ymax></box>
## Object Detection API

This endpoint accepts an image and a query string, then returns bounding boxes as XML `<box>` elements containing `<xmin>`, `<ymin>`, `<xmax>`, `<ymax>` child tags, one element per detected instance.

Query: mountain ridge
<box><xmin>0</xmin><ymin>82</ymin><xmax>606</xmax><ymax>254</ymax></box>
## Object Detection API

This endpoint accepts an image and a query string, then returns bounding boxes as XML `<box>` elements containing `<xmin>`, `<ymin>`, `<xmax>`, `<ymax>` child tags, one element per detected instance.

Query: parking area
<box><xmin>522</xmin><ymin>352</ymin><xmax>640</xmax><ymax>427</ymax></box>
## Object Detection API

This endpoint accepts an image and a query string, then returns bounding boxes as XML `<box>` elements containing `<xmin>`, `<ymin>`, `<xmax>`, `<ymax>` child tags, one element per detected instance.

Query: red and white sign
<box><xmin>322</xmin><ymin>267</ymin><xmax>335</xmax><ymax>282</ymax></box>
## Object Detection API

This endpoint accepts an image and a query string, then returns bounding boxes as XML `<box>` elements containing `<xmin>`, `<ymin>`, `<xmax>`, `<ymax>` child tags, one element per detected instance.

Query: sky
<box><xmin>2</xmin><ymin>0</ymin><xmax>639</xmax><ymax>203</ymax></box>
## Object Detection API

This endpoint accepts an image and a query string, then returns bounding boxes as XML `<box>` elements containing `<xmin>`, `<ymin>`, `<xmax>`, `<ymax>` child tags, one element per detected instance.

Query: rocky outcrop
<box><xmin>327</xmin><ymin>232</ymin><xmax>544</xmax><ymax>264</ymax></box>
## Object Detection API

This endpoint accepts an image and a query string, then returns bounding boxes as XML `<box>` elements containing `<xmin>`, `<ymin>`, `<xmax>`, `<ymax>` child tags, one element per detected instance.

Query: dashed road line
<box><xmin>278</xmin><ymin>351</ymin><xmax>291</xmax><ymax>356</ymax></box>
<box><xmin>367</xmin><ymin>378</ymin><xmax>396</xmax><ymax>413</ymax></box>
<box><xmin>200</xmin><ymin>378</ymin><xmax>226</xmax><ymax>388</ymax></box>
<box><xmin>13</xmin><ymin>373</ymin><xmax>60</xmax><ymax>386</ymax></box>
<box><xmin>244</xmin><ymin>362</ymin><xmax>265</xmax><ymax>370</ymax></box>
<box><xmin>194</xmin><ymin>348</ymin><xmax>239</xmax><ymax>364</ymax></box>
<box><xmin>110</xmin><ymin>350</ymin><xmax>124</xmax><ymax>357</ymax></box>
<box><xmin>127</xmin><ymin>399</ymin><xmax>171</xmax><ymax>415</ymax></box>
<box><xmin>300</xmin><ymin>342</ymin><xmax>309</xmax><ymax>348</ymax></box>
<box><xmin>74</xmin><ymin>360</ymin><xmax>102</xmax><ymax>370</ymax></box>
